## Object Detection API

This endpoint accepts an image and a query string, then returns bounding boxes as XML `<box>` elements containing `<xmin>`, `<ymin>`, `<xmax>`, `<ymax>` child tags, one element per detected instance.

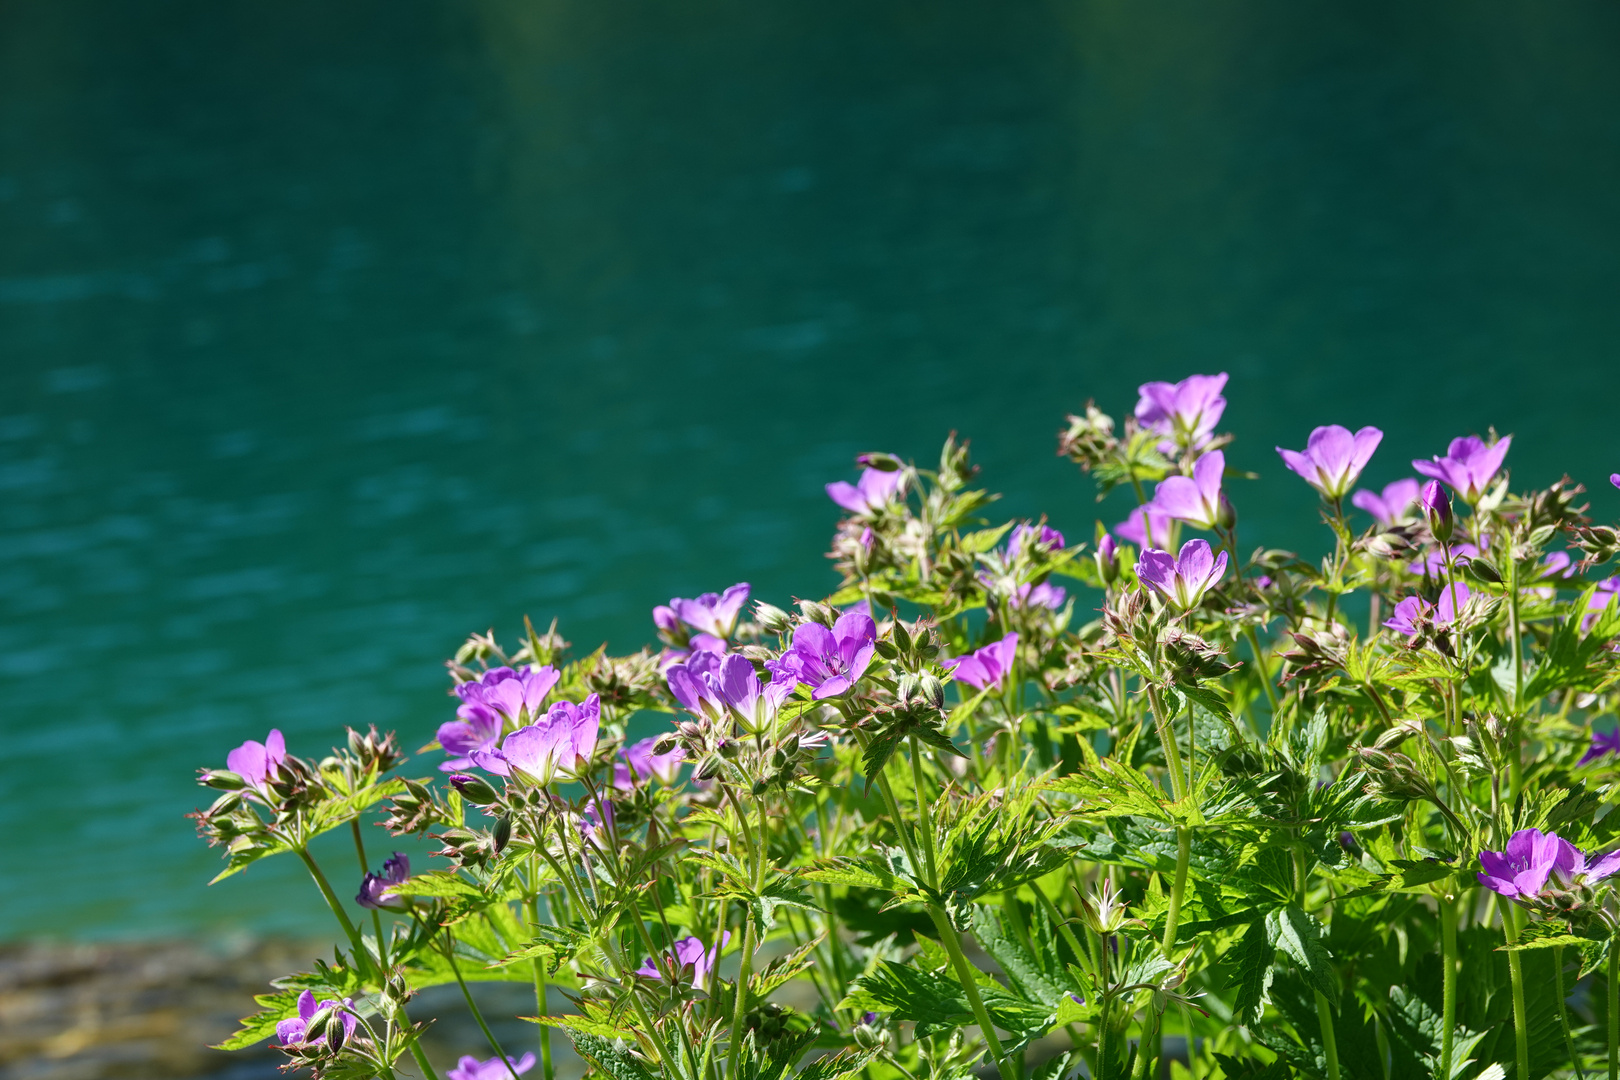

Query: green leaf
<box><xmin>392</xmin><ymin>871</ymin><xmax>485</xmax><ymax>899</ymax></box>
<box><xmin>528</xmin><ymin>1014</ymin><xmax>636</xmax><ymax>1041</ymax></box>
<box><xmin>1266</xmin><ymin>905</ymin><xmax>1334</xmax><ymax>998</ymax></box>
<box><xmin>793</xmin><ymin>1047</ymin><xmax>882</xmax><ymax>1080</ymax></box>
<box><xmin>842</xmin><ymin>961</ymin><xmax>1050</xmax><ymax>1039</ymax></box>
<box><xmin>1226</xmin><ymin>918</ymin><xmax>1274</xmax><ymax>1027</ymax></box>
<box><xmin>208</xmin><ymin>779</ymin><xmax>406</xmax><ymax>883</ymax></box>
<box><xmin>566</xmin><ymin>1029</ymin><xmax>659</xmax><ymax>1080</ymax></box>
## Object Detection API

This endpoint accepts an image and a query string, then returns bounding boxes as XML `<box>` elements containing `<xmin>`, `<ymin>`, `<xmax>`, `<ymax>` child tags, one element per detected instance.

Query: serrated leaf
<box><xmin>1227</xmin><ymin>918</ymin><xmax>1274</xmax><ymax>1027</ymax></box>
<box><xmin>1266</xmin><ymin>905</ymin><xmax>1334</xmax><ymax>998</ymax></box>
<box><xmin>567</xmin><ymin>1029</ymin><xmax>659</xmax><ymax>1080</ymax></box>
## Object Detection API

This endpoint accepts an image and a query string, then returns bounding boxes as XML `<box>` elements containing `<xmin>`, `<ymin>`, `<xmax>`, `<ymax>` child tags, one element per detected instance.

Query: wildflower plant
<box><xmin>192</xmin><ymin>378</ymin><xmax>1620</xmax><ymax>1080</ymax></box>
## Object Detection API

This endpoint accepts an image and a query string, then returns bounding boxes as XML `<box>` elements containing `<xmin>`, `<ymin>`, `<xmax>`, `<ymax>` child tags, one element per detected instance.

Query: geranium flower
<box><xmin>1351</xmin><ymin>478</ymin><xmax>1422</xmax><ymax>526</ymax></box>
<box><xmin>1478</xmin><ymin>828</ymin><xmax>1620</xmax><ymax>899</ymax></box>
<box><xmin>227</xmin><ymin>729</ymin><xmax>287</xmax><ymax>790</ymax></box>
<box><xmin>447</xmin><ymin>1055</ymin><xmax>537</xmax><ymax>1080</ymax></box>
<box><xmin>275</xmin><ymin>990</ymin><xmax>356</xmax><ymax>1047</ymax></box>
<box><xmin>1134</xmin><ymin>373</ymin><xmax>1228</xmax><ymax>450</ymax></box>
<box><xmin>667</xmin><ymin>583</ymin><xmax>750</xmax><ymax>639</ymax></box>
<box><xmin>357</xmin><ymin>853</ymin><xmax>410</xmax><ymax>909</ymax></box>
<box><xmin>438</xmin><ymin>667</ymin><xmax>561</xmax><ymax>771</ymax></box>
<box><xmin>613</xmin><ymin>737</ymin><xmax>686</xmax><ymax>789</ymax></box>
<box><xmin>1383</xmin><ymin>584</ymin><xmax>1470</xmax><ymax>639</ymax></box>
<box><xmin>944</xmin><ymin>633</ymin><xmax>1019</xmax><ymax>691</ymax></box>
<box><xmin>635</xmin><ymin>933</ymin><xmax>729</xmax><ymax>988</ymax></box>
<box><xmin>1009</xmin><ymin>581</ymin><xmax>1067</xmax><ymax>610</ymax></box>
<box><xmin>1579</xmin><ymin>729</ymin><xmax>1620</xmax><ymax>766</ymax></box>
<box><xmin>470</xmin><ymin>695</ymin><xmax>600</xmax><ymax>785</ymax></box>
<box><xmin>769</xmin><ymin>611</ymin><xmax>878</xmax><ymax>700</ymax></box>
<box><xmin>1136</xmin><ymin>539</ymin><xmax>1228</xmax><ymax>611</ymax></box>
<box><xmin>1413</xmin><ymin>435</ymin><xmax>1512</xmax><ymax>504</ymax></box>
<box><xmin>1151</xmin><ymin>451</ymin><xmax>1227</xmax><ymax>531</ymax></box>
<box><xmin>1277</xmin><ymin>425</ymin><xmax>1383</xmax><ymax>501</ymax></box>
<box><xmin>826</xmin><ymin>466</ymin><xmax>906</xmax><ymax>515</ymax></box>
<box><xmin>1115</xmin><ymin>504</ymin><xmax>1173</xmax><ymax>549</ymax></box>
<box><xmin>1008</xmin><ymin>523</ymin><xmax>1065</xmax><ymax>557</ymax></box>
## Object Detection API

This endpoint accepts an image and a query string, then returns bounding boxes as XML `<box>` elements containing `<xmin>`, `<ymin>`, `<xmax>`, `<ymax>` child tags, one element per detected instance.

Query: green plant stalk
<box><xmin>1314</xmin><ymin>990</ymin><xmax>1341</xmax><ymax>1080</ymax></box>
<box><xmin>902</xmin><ymin>737</ymin><xmax>1013</xmax><ymax>1080</ymax></box>
<box><xmin>350</xmin><ymin>820</ymin><xmax>391</xmax><ymax>976</ymax></box>
<box><xmin>725</xmin><ymin>791</ymin><xmax>771</xmax><ymax>1080</ymax></box>
<box><xmin>294</xmin><ymin>846</ymin><xmax>366</xmax><ymax>966</ymax></box>
<box><xmin>443</xmin><ymin>932</ymin><xmax>525</xmax><ymax>1080</ymax></box>
<box><xmin>1556</xmin><ymin>945</ymin><xmax>1585</xmax><ymax>1080</ymax></box>
<box><xmin>1145</xmin><ymin>684</ymin><xmax>1187</xmax><ymax>802</ymax></box>
<box><xmin>1609</xmin><ymin>935</ymin><xmax>1619</xmax><ymax>1080</ymax></box>
<box><xmin>1440</xmin><ymin>896</ymin><xmax>1458</xmax><ymax>1080</ymax></box>
<box><xmin>1161</xmin><ymin>827</ymin><xmax>1191</xmax><ymax>956</ymax></box>
<box><xmin>1244</xmin><ymin>626</ymin><xmax>1280</xmax><ymax>715</ymax></box>
<box><xmin>527</xmin><ymin>893</ymin><xmax>554</xmax><ymax>1080</ymax></box>
<box><xmin>408</xmin><ymin>1038</ymin><xmax>442</xmax><ymax>1080</ymax></box>
<box><xmin>1506</xmin><ymin>906</ymin><xmax>1531</xmax><ymax>1080</ymax></box>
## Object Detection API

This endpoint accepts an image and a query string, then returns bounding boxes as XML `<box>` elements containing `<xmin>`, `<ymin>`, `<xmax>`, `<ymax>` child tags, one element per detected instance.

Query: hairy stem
<box><xmin>928</xmin><ymin>905</ymin><xmax>1013</xmax><ymax>1080</ymax></box>
<box><xmin>1506</xmin><ymin>907</ymin><xmax>1531</xmax><ymax>1080</ymax></box>
<box><xmin>1161</xmin><ymin>827</ymin><xmax>1191</xmax><ymax>956</ymax></box>
<box><xmin>527</xmin><ymin>892</ymin><xmax>554</xmax><ymax>1080</ymax></box>
<box><xmin>1145</xmin><ymin>684</ymin><xmax>1187</xmax><ymax>802</ymax></box>
<box><xmin>1314</xmin><ymin>990</ymin><xmax>1341</xmax><ymax>1080</ymax></box>
<box><xmin>294</xmin><ymin>846</ymin><xmax>366</xmax><ymax>970</ymax></box>
<box><xmin>1440</xmin><ymin>896</ymin><xmax>1458</xmax><ymax>1080</ymax></box>
<box><xmin>443</xmin><ymin>931</ymin><xmax>524</xmax><ymax>1080</ymax></box>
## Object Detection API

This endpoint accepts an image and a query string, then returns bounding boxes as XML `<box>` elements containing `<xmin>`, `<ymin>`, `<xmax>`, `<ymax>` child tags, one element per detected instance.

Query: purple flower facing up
<box><xmin>669</xmin><ymin>583</ymin><xmax>751</xmax><ymax>639</ymax></box>
<box><xmin>1114</xmin><ymin>504</ymin><xmax>1173</xmax><ymax>550</ymax></box>
<box><xmin>769</xmin><ymin>611</ymin><xmax>879</xmax><ymax>701</ymax></box>
<box><xmin>1134</xmin><ymin>373</ymin><xmax>1228</xmax><ymax>450</ymax></box>
<box><xmin>614</xmin><ymin>736</ymin><xmax>686</xmax><ymax>789</ymax></box>
<box><xmin>636</xmin><ymin>933</ymin><xmax>730</xmax><ymax>989</ymax></box>
<box><xmin>1579</xmin><ymin>729</ymin><xmax>1620</xmax><ymax>766</ymax></box>
<box><xmin>826</xmin><ymin>465</ymin><xmax>906</xmax><ymax>515</ymax></box>
<box><xmin>944</xmin><ymin>633</ymin><xmax>1019</xmax><ymax>692</ymax></box>
<box><xmin>439</xmin><ymin>666</ymin><xmax>562</xmax><ymax>772</ymax></box>
<box><xmin>1151</xmin><ymin>450</ymin><xmax>1227</xmax><ymax>531</ymax></box>
<box><xmin>276</xmin><ymin>990</ymin><xmax>357</xmax><ymax>1048</ymax></box>
<box><xmin>1008</xmin><ymin>523</ymin><xmax>1066</xmax><ymax>558</ymax></box>
<box><xmin>1383</xmin><ymin>583</ymin><xmax>1472</xmax><ymax>639</ymax></box>
<box><xmin>669</xmin><ymin>652</ymin><xmax>795</xmax><ymax>732</ymax></box>
<box><xmin>470</xmin><ymin>695</ymin><xmax>601</xmax><ymax>786</ymax></box>
<box><xmin>1136</xmin><ymin>539</ymin><xmax>1228</xmax><ymax>612</ymax></box>
<box><xmin>447</xmin><ymin>1054</ymin><xmax>537</xmax><ymax>1080</ymax></box>
<box><xmin>357</xmin><ymin>853</ymin><xmax>410</xmax><ymax>909</ymax></box>
<box><xmin>227</xmin><ymin>729</ymin><xmax>287</xmax><ymax>789</ymax></box>
<box><xmin>1413</xmin><ymin>435</ymin><xmax>1513</xmax><ymax>504</ymax></box>
<box><xmin>1276</xmin><ymin>425</ymin><xmax>1383</xmax><ymax>501</ymax></box>
<box><xmin>1351</xmin><ymin>478</ymin><xmax>1423</xmax><ymax>526</ymax></box>
<box><xmin>1477</xmin><ymin>828</ymin><xmax>1620</xmax><ymax>900</ymax></box>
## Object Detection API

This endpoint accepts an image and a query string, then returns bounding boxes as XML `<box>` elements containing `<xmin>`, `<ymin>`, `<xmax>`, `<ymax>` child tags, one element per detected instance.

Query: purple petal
<box><xmin>826</xmin><ymin>481</ymin><xmax>867</xmax><ymax>513</ymax></box>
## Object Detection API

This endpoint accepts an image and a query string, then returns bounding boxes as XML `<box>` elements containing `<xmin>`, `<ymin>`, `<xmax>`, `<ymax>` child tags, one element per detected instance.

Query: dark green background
<box><xmin>4</xmin><ymin>0</ymin><xmax>1618</xmax><ymax>938</ymax></box>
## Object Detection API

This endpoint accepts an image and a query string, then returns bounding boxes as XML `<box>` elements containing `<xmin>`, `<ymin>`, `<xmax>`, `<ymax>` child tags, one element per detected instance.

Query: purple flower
<box><xmin>1134</xmin><ymin>373</ymin><xmax>1228</xmax><ymax>450</ymax></box>
<box><xmin>1008</xmin><ymin>523</ymin><xmax>1066</xmax><ymax>557</ymax></box>
<box><xmin>657</xmin><ymin>633</ymin><xmax>727</xmax><ymax>674</ymax></box>
<box><xmin>1351</xmin><ymin>479</ymin><xmax>1422</xmax><ymax>526</ymax></box>
<box><xmin>1276</xmin><ymin>425</ymin><xmax>1383</xmax><ymax>501</ymax></box>
<box><xmin>669</xmin><ymin>652</ymin><xmax>794</xmax><ymax>731</ymax></box>
<box><xmin>357</xmin><ymin>853</ymin><xmax>411</xmax><ymax>909</ymax></box>
<box><xmin>1478</xmin><ymin>828</ymin><xmax>1620</xmax><ymax>899</ymax></box>
<box><xmin>614</xmin><ymin>737</ymin><xmax>686</xmax><ymax>789</ymax></box>
<box><xmin>579</xmin><ymin>797</ymin><xmax>614</xmax><ymax>848</ymax></box>
<box><xmin>1009</xmin><ymin>581</ymin><xmax>1067</xmax><ymax>610</ymax></box>
<box><xmin>1582</xmin><ymin>577</ymin><xmax>1620</xmax><ymax>632</ymax></box>
<box><xmin>1114</xmin><ymin>504</ymin><xmax>1173</xmax><ymax>549</ymax></box>
<box><xmin>669</xmin><ymin>583</ymin><xmax>750</xmax><ymax>639</ymax></box>
<box><xmin>1413</xmin><ymin>435</ymin><xmax>1513</xmax><ymax>504</ymax></box>
<box><xmin>276</xmin><ymin>990</ymin><xmax>357</xmax><ymax>1048</ymax></box>
<box><xmin>1612</xmin><ymin>474</ymin><xmax>1620</xmax><ymax>490</ymax></box>
<box><xmin>470</xmin><ymin>695</ymin><xmax>601</xmax><ymax>785</ymax></box>
<box><xmin>439</xmin><ymin>667</ymin><xmax>561</xmax><ymax>772</ymax></box>
<box><xmin>227</xmin><ymin>729</ymin><xmax>287</xmax><ymax>789</ymax></box>
<box><xmin>1383</xmin><ymin>584</ymin><xmax>1471</xmax><ymax>638</ymax></box>
<box><xmin>1136</xmin><ymin>539</ymin><xmax>1228</xmax><ymax>611</ymax></box>
<box><xmin>1151</xmin><ymin>451</ymin><xmax>1226</xmax><ymax>531</ymax></box>
<box><xmin>1579</xmin><ymin>729</ymin><xmax>1620</xmax><ymax>766</ymax></box>
<box><xmin>944</xmin><ymin>633</ymin><xmax>1019</xmax><ymax>692</ymax></box>
<box><xmin>447</xmin><ymin>1054</ymin><xmax>537</xmax><ymax>1080</ymax></box>
<box><xmin>826</xmin><ymin>465</ymin><xmax>906</xmax><ymax>515</ymax></box>
<box><xmin>636</xmin><ymin>933</ymin><xmax>729</xmax><ymax>988</ymax></box>
<box><xmin>769</xmin><ymin>611</ymin><xmax>878</xmax><ymax>700</ymax></box>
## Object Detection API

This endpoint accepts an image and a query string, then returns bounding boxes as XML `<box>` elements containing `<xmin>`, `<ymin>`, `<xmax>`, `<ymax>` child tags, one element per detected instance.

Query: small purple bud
<box><xmin>1096</xmin><ymin>533</ymin><xmax>1119</xmax><ymax>585</ymax></box>
<box><xmin>1421</xmin><ymin>479</ymin><xmax>1453</xmax><ymax>543</ymax></box>
<box><xmin>1216</xmin><ymin>491</ymin><xmax>1237</xmax><ymax>531</ymax></box>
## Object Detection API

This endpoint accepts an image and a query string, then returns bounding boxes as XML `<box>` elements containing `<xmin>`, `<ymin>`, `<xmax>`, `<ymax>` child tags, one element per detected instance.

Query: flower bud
<box><xmin>717</xmin><ymin>738</ymin><xmax>739</xmax><ymax>759</ymax></box>
<box><xmin>492</xmin><ymin>815</ymin><xmax>512</xmax><ymax>853</ymax></box>
<box><xmin>1373</xmin><ymin>719</ymin><xmax>1424</xmax><ymax>751</ymax></box>
<box><xmin>896</xmin><ymin>672</ymin><xmax>921</xmax><ymax>704</ymax></box>
<box><xmin>1421</xmin><ymin>480</ymin><xmax>1453</xmax><ymax>543</ymax></box>
<box><xmin>798</xmin><ymin>600</ymin><xmax>836</xmax><ymax>627</ymax></box>
<box><xmin>754</xmin><ymin>602</ymin><xmax>794</xmax><ymax>635</ymax></box>
<box><xmin>449</xmin><ymin>773</ymin><xmax>500</xmax><ymax>806</ymax></box>
<box><xmin>1466</xmin><ymin>556</ymin><xmax>1503</xmax><ymax>584</ymax></box>
<box><xmin>857</xmin><ymin>452</ymin><xmax>904</xmax><ymax>473</ymax></box>
<box><xmin>1216</xmin><ymin>492</ymin><xmax>1237</xmax><ymax>532</ymax></box>
<box><xmin>652</xmin><ymin>731</ymin><xmax>681</xmax><ymax>756</ymax></box>
<box><xmin>918</xmin><ymin>672</ymin><xmax>945</xmax><ymax>710</ymax></box>
<box><xmin>770</xmin><ymin>747</ymin><xmax>789</xmax><ymax>770</ymax></box>
<box><xmin>200</xmin><ymin>769</ymin><xmax>246</xmax><ymax>790</ymax></box>
<box><xmin>1095</xmin><ymin>533</ymin><xmax>1120</xmax><ymax>585</ymax></box>
<box><xmin>781</xmin><ymin>733</ymin><xmax>801</xmax><ymax>757</ymax></box>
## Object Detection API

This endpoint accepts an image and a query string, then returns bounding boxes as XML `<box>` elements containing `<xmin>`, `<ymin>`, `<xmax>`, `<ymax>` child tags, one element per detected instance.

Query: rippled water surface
<box><xmin>5</xmin><ymin>0</ymin><xmax>1620</xmax><ymax>937</ymax></box>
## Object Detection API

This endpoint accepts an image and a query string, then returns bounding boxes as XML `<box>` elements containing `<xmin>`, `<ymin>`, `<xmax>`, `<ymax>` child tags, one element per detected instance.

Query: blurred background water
<box><xmin>4</xmin><ymin>0</ymin><xmax>1620</xmax><ymax>941</ymax></box>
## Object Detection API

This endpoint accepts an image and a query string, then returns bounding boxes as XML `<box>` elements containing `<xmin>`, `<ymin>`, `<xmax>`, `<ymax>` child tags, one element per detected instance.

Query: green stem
<box><xmin>1145</xmin><ymin>684</ymin><xmax>1187</xmax><ymax>802</ymax></box>
<box><xmin>528</xmin><ymin>892</ymin><xmax>554</xmax><ymax>1080</ymax></box>
<box><xmin>1506</xmin><ymin>907</ymin><xmax>1531</xmax><ymax>1080</ymax></box>
<box><xmin>1315</xmin><ymin>990</ymin><xmax>1341</xmax><ymax>1080</ymax></box>
<box><xmin>1609</xmin><ymin>935</ymin><xmax>1619</xmax><ymax>1080</ymax></box>
<box><xmin>1557</xmin><ymin>945</ymin><xmax>1585</xmax><ymax>1080</ymax></box>
<box><xmin>929</xmin><ymin>905</ymin><xmax>1013</xmax><ymax>1080</ymax></box>
<box><xmin>1244</xmin><ymin>626</ymin><xmax>1279</xmax><ymax>715</ymax></box>
<box><xmin>409</xmin><ymin>1038</ymin><xmax>442</xmax><ymax>1080</ymax></box>
<box><xmin>294</xmin><ymin>846</ymin><xmax>366</xmax><ymax>963</ymax></box>
<box><xmin>1161</xmin><ymin>827</ymin><xmax>1191</xmax><ymax>956</ymax></box>
<box><xmin>444</xmin><ymin>931</ymin><xmax>525</xmax><ymax>1080</ymax></box>
<box><xmin>909</xmin><ymin>735</ymin><xmax>939</xmax><ymax>888</ymax></box>
<box><xmin>350</xmin><ymin>821</ymin><xmax>390</xmax><ymax>976</ymax></box>
<box><xmin>1440</xmin><ymin>896</ymin><xmax>1458</xmax><ymax>1080</ymax></box>
<box><xmin>726</xmin><ymin>913</ymin><xmax>758</xmax><ymax>1079</ymax></box>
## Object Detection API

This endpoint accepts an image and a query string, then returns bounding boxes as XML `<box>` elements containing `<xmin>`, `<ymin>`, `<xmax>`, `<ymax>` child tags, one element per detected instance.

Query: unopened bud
<box><xmin>754</xmin><ymin>602</ymin><xmax>794</xmax><ymax>635</ymax></box>
<box><xmin>918</xmin><ymin>673</ymin><xmax>945</xmax><ymax>710</ymax></box>
<box><xmin>771</xmin><ymin>747</ymin><xmax>789</xmax><ymax>769</ymax></box>
<box><xmin>1373</xmin><ymin>719</ymin><xmax>1424</xmax><ymax>751</ymax></box>
<box><xmin>1096</xmin><ymin>533</ymin><xmax>1120</xmax><ymax>585</ymax></box>
<box><xmin>1421</xmin><ymin>480</ymin><xmax>1454</xmax><ymax>543</ymax></box>
<box><xmin>781</xmin><ymin>733</ymin><xmax>801</xmax><ymax>757</ymax></box>
<box><xmin>1467</xmin><ymin>557</ymin><xmax>1503</xmax><ymax>584</ymax></box>
<box><xmin>897</xmin><ymin>672</ymin><xmax>921</xmax><ymax>704</ymax></box>
<box><xmin>751</xmin><ymin>779</ymin><xmax>770</xmax><ymax>796</ymax></box>
<box><xmin>798</xmin><ymin>600</ymin><xmax>836</xmax><ymax>627</ymax></box>
<box><xmin>201</xmin><ymin>769</ymin><xmax>246</xmax><ymax>790</ymax></box>
<box><xmin>717</xmin><ymin>738</ymin><xmax>739</xmax><ymax>759</ymax></box>
<box><xmin>857</xmin><ymin>452</ymin><xmax>904</xmax><ymax>473</ymax></box>
<box><xmin>492</xmin><ymin>815</ymin><xmax>512</xmax><ymax>853</ymax></box>
<box><xmin>1216</xmin><ymin>492</ymin><xmax>1237</xmax><ymax>532</ymax></box>
<box><xmin>449</xmin><ymin>773</ymin><xmax>499</xmax><ymax>806</ymax></box>
<box><xmin>652</xmin><ymin>732</ymin><xmax>681</xmax><ymax>756</ymax></box>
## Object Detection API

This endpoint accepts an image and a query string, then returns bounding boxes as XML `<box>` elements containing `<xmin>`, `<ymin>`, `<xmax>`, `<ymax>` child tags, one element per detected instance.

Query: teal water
<box><xmin>5</xmin><ymin>0</ymin><xmax>1620</xmax><ymax>939</ymax></box>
